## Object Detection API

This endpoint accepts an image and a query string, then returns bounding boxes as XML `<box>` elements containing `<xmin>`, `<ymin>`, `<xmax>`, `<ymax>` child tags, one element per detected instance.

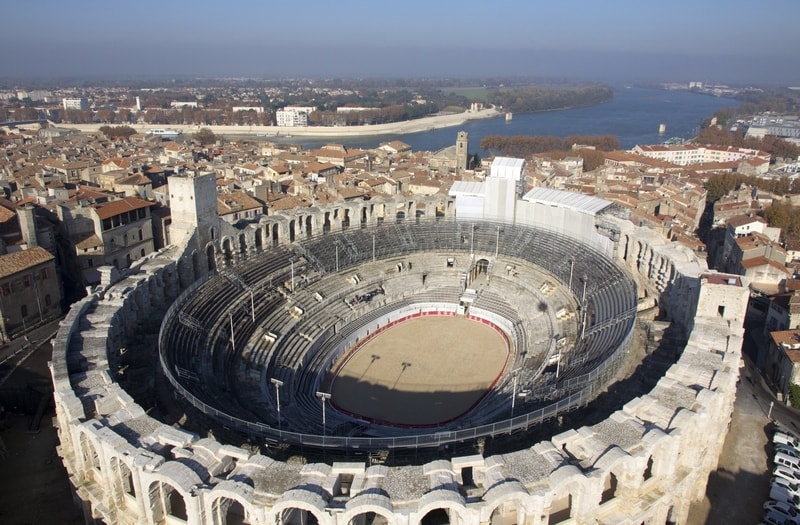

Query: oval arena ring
<box><xmin>158</xmin><ymin>218</ymin><xmax>637</xmax><ymax>450</ymax></box>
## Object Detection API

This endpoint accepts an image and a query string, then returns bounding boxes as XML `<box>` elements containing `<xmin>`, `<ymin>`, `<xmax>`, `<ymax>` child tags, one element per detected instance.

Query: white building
<box><xmin>62</xmin><ymin>98</ymin><xmax>89</xmax><ymax>111</ymax></box>
<box><xmin>232</xmin><ymin>106</ymin><xmax>265</xmax><ymax>113</ymax></box>
<box><xmin>631</xmin><ymin>144</ymin><xmax>770</xmax><ymax>166</ymax></box>
<box><xmin>276</xmin><ymin>106</ymin><xmax>315</xmax><ymax>127</ymax></box>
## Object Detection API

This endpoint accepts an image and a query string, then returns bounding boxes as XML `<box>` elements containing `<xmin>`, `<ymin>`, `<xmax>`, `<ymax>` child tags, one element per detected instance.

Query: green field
<box><xmin>444</xmin><ymin>86</ymin><xmax>490</xmax><ymax>101</ymax></box>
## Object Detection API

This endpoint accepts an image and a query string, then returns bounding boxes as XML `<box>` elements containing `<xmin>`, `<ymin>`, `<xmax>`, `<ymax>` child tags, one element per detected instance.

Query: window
<box><xmin>138</xmin><ymin>229</ymin><xmax>143</xmax><ymax>241</ymax></box>
<box><xmin>1</xmin><ymin>283</ymin><xmax>10</xmax><ymax>296</ymax></box>
<box><xmin>45</xmin><ymin>294</ymin><xmax>51</xmax><ymax>307</ymax></box>
<box><xmin>87</xmin><ymin>258</ymin><xmax>93</xmax><ymax>268</ymax></box>
<box><xmin>39</xmin><ymin>268</ymin><xmax>48</xmax><ymax>280</ymax></box>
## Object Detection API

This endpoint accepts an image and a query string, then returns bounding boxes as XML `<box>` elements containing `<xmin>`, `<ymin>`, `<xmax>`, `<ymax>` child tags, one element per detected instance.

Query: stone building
<box><xmin>0</xmin><ymin>246</ymin><xmax>61</xmax><ymax>340</ymax></box>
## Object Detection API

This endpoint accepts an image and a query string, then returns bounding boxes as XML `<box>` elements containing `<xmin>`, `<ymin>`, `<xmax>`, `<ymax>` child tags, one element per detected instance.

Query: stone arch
<box><xmin>342</xmin><ymin>208</ymin><xmax>351</xmax><ymax>230</ymax></box>
<box><xmin>239</xmin><ymin>233</ymin><xmax>248</xmax><ymax>256</ymax></box>
<box><xmin>78</xmin><ymin>430</ymin><xmax>101</xmax><ymax>482</ymax></box>
<box><xmin>323</xmin><ymin>211</ymin><xmax>332</xmax><ymax>233</ymax></box>
<box><xmin>254</xmin><ymin>228</ymin><xmax>263</xmax><ymax>251</ymax></box>
<box><xmin>599</xmin><ymin>471</ymin><xmax>619</xmax><ymax>505</ymax></box>
<box><xmin>289</xmin><ymin>220</ymin><xmax>297</xmax><ymax>242</ymax></box>
<box><xmin>109</xmin><ymin>455</ymin><xmax>137</xmax><ymax>508</ymax></box>
<box><xmin>222</xmin><ymin>238</ymin><xmax>234</xmax><ymax>264</ymax></box>
<box><xmin>192</xmin><ymin>250</ymin><xmax>202</xmax><ymax>280</ymax></box>
<box><xmin>206</xmin><ymin>243</ymin><xmax>217</xmax><ymax>272</ymax></box>
<box><xmin>416</xmin><ymin>494</ymin><xmax>468</xmax><ymax>525</ymax></box>
<box><xmin>272</xmin><ymin>223</ymin><xmax>280</xmax><ymax>246</ymax></box>
<box><xmin>148</xmin><ymin>479</ymin><xmax>189</xmax><ymax>523</ymax></box>
<box><xmin>271</xmin><ymin>488</ymin><xmax>331</xmax><ymax>525</ymax></box>
<box><xmin>210</xmin><ymin>495</ymin><xmax>250</xmax><ymax>525</ymax></box>
<box><xmin>339</xmin><ymin>490</ymin><xmax>397</xmax><ymax>525</ymax></box>
<box><xmin>305</xmin><ymin>215</ymin><xmax>314</xmax><ymax>237</ymax></box>
<box><xmin>487</xmin><ymin>496</ymin><xmax>528</xmax><ymax>525</ymax></box>
<box><xmin>546</xmin><ymin>472</ymin><xmax>588</xmax><ymax>525</ymax></box>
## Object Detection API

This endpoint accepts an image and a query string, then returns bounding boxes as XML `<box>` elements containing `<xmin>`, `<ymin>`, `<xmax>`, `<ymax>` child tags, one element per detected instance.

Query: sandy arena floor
<box><xmin>330</xmin><ymin>315</ymin><xmax>510</xmax><ymax>426</ymax></box>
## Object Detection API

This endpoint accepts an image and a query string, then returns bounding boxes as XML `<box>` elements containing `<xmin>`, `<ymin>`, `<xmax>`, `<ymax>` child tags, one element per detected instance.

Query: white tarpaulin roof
<box><xmin>521</xmin><ymin>187</ymin><xmax>612</xmax><ymax>215</ymax></box>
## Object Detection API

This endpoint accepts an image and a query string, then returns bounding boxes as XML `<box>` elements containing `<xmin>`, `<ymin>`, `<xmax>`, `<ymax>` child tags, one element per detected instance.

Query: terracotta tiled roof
<box><xmin>0</xmin><ymin>247</ymin><xmax>54</xmax><ymax>279</ymax></box>
<box><xmin>94</xmin><ymin>197</ymin><xmax>152</xmax><ymax>220</ymax></box>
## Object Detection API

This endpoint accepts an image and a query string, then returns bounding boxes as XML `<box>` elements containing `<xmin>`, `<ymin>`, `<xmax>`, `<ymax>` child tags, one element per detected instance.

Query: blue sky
<box><xmin>3</xmin><ymin>0</ymin><xmax>799</xmax><ymax>84</ymax></box>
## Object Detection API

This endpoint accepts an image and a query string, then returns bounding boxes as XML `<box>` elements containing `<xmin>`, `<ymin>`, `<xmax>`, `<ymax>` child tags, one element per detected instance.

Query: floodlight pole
<box><xmin>316</xmin><ymin>391</ymin><xmax>331</xmax><ymax>437</ymax></box>
<box><xmin>470</xmin><ymin>224</ymin><xmax>475</xmax><ymax>258</ymax></box>
<box><xmin>510</xmin><ymin>367</ymin><xmax>521</xmax><ymax>418</ymax></box>
<box><xmin>568</xmin><ymin>259</ymin><xmax>574</xmax><ymax>293</ymax></box>
<box><xmin>250</xmin><ymin>290</ymin><xmax>255</xmax><ymax>322</ymax></box>
<box><xmin>271</xmin><ymin>378</ymin><xmax>284</xmax><ymax>428</ymax></box>
<box><xmin>372</xmin><ymin>233</ymin><xmax>376</xmax><ymax>262</ymax></box>
<box><xmin>229</xmin><ymin>311</ymin><xmax>235</xmax><ymax>351</ymax></box>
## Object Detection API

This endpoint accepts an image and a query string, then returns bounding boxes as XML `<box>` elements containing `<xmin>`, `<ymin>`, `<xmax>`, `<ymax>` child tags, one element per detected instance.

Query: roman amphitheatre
<box><xmin>51</xmin><ymin>161</ymin><xmax>748</xmax><ymax>525</ymax></box>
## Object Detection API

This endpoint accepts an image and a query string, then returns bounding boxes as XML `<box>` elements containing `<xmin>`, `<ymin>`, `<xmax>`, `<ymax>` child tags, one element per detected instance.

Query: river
<box><xmin>270</xmin><ymin>86</ymin><xmax>737</xmax><ymax>153</ymax></box>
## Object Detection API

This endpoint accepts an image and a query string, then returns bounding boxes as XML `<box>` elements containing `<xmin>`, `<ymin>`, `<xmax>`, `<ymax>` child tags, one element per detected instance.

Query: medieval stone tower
<box><xmin>456</xmin><ymin>130</ymin><xmax>469</xmax><ymax>174</ymax></box>
<box><xmin>167</xmin><ymin>170</ymin><xmax>218</xmax><ymax>253</ymax></box>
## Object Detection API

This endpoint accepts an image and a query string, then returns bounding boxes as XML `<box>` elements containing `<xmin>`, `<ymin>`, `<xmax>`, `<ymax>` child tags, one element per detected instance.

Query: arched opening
<box><xmin>271</xmin><ymin>224</ymin><xmax>280</xmax><ymax>246</ymax></box>
<box><xmin>548</xmin><ymin>493</ymin><xmax>572</xmax><ymax>524</ymax></box>
<box><xmin>643</xmin><ymin>456</ymin><xmax>654</xmax><ymax>480</ymax></box>
<box><xmin>239</xmin><ymin>234</ymin><xmax>247</xmax><ymax>256</ymax></box>
<box><xmin>305</xmin><ymin>216</ymin><xmax>313</xmax><ymax>237</ymax></box>
<box><xmin>323</xmin><ymin>212</ymin><xmax>331</xmax><ymax>233</ymax></box>
<box><xmin>212</xmin><ymin>496</ymin><xmax>248</xmax><ymax>525</ymax></box>
<box><xmin>599</xmin><ymin>472</ymin><xmax>617</xmax><ymax>504</ymax></box>
<box><xmin>192</xmin><ymin>251</ymin><xmax>202</xmax><ymax>279</ymax></box>
<box><xmin>342</xmin><ymin>209</ymin><xmax>350</xmax><ymax>229</ymax></box>
<box><xmin>349</xmin><ymin>511</ymin><xmax>389</xmax><ymax>525</ymax></box>
<box><xmin>396</xmin><ymin>211</ymin><xmax>405</xmax><ymax>222</ymax></box>
<box><xmin>207</xmin><ymin>245</ymin><xmax>216</xmax><ymax>272</ymax></box>
<box><xmin>222</xmin><ymin>238</ymin><xmax>233</xmax><ymax>264</ymax></box>
<box><xmin>80</xmin><ymin>433</ymin><xmax>100</xmax><ymax>482</ymax></box>
<box><xmin>110</xmin><ymin>456</ymin><xmax>136</xmax><ymax>507</ymax></box>
<box><xmin>277</xmin><ymin>507</ymin><xmax>319</xmax><ymax>525</ymax></box>
<box><xmin>361</xmin><ymin>207</ymin><xmax>368</xmax><ymax>227</ymax></box>
<box><xmin>289</xmin><ymin>220</ymin><xmax>297</xmax><ymax>242</ymax></box>
<box><xmin>148</xmin><ymin>481</ymin><xmax>188</xmax><ymax>523</ymax></box>
<box><xmin>489</xmin><ymin>500</ymin><xmax>522</xmax><ymax>525</ymax></box>
<box><xmin>254</xmin><ymin>228</ymin><xmax>263</xmax><ymax>251</ymax></box>
<box><xmin>420</xmin><ymin>508</ymin><xmax>450</xmax><ymax>525</ymax></box>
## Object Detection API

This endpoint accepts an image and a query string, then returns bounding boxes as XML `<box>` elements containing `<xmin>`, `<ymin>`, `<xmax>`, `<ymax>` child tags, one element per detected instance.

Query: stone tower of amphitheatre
<box><xmin>456</xmin><ymin>130</ymin><xmax>469</xmax><ymax>174</ymax></box>
<box><xmin>50</xmin><ymin>157</ymin><xmax>748</xmax><ymax>525</ymax></box>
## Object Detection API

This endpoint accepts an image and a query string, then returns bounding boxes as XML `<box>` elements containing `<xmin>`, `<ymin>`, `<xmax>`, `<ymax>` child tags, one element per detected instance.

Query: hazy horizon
<box><xmin>2</xmin><ymin>0</ymin><xmax>799</xmax><ymax>86</ymax></box>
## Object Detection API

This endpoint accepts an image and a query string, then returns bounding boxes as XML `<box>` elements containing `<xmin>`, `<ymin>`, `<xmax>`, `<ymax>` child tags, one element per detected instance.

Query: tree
<box><xmin>193</xmin><ymin>127</ymin><xmax>217</xmax><ymax>145</ymax></box>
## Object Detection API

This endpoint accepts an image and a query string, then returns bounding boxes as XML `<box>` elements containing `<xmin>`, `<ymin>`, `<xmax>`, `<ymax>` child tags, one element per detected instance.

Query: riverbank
<box><xmin>50</xmin><ymin>107</ymin><xmax>504</xmax><ymax>139</ymax></box>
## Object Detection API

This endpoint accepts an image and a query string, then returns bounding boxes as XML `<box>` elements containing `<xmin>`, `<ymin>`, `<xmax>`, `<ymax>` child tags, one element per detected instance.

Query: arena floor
<box><xmin>329</xmin><ymin>315</ymin><xmax>510</xmax><ymax>426</ymax></box>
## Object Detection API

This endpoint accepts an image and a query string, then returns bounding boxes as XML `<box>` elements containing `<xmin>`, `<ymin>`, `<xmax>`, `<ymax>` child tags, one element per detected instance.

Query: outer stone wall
<box><xmin>49</xmin><ymin>201</ymin><xmax>748</xmax><ymax>525</ymax></box>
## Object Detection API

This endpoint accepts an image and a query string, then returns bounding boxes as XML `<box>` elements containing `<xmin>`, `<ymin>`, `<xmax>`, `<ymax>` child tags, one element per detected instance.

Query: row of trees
<box><xmin>762</xmin><ymin>201</ymin><xmax>800</xmax><ymax>241</ymax></box>
<box><xmin>480</xmin><ymin>134</ymin><xmax>619</xmax><ymax>157</ymax></box>
<box><xmin>307</xmin><ymin>102</ymin><xmax>440</xmax><ymax>126</ymax></box>
<box><xmin>487</xmin><ymin>84</ymin><xmax>613</xmax><ymax>114</ymax></box>
<box><xmin>704</xmin><ymin>172</ymin><xmax>799</xmax><ymax>203</ymax></box>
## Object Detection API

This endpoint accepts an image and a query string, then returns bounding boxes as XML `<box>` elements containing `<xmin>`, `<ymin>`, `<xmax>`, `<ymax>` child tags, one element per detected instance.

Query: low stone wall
<box><xmin>49</xmin><ymin>213</ymin><xmax>748</xmax><ymax>525</ymax></box>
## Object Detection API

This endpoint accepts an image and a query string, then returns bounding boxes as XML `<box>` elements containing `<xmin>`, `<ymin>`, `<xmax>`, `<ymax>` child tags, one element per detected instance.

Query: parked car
<box><xmin>770</xmin><ymin>484</ymin><xmax>800</xmax><ymax>506</ymax></box>
<box><xmin>775</xmin><ymin>451</ymin><xmax>800</xmax><ymax>471</ymax></box>
<box><xmin>775</xmin><ymin>465</ymin><xmax>800</xmax><ymax>484</ymax></box>
<box><xmin>764</xmin><ymin>499</ymin><xmax>800</xmax><ymax>521</ymax></box>
<box><xmin>772</xmin><ymin>476</ymin><xmax>800</xmax><ymax>496</ymax></box>
<box><xmin>777</xmin><ymin>444</ymin><xmax>800</xmax><ymax>459</ymax></box>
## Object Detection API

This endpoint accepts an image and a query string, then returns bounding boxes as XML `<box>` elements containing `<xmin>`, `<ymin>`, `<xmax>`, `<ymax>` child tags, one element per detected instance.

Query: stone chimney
<box><xmin>17</xmin><ymin>204</ymin><xmax>38</xmax><ymax>248</ymax></box>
